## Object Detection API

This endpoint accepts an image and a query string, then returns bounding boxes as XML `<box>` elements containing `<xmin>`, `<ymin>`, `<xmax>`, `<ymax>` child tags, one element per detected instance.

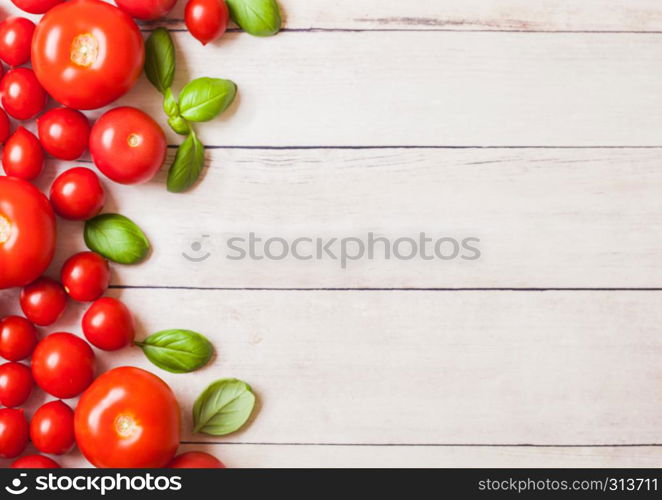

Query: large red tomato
<box><xmin>75</xmin><ymin>367</ymin><xmax>180</xmax><ymax>468</ymax></box>
<box><xmin>31</xmin><ymin>0</ymin><xmax>144</xmax><ymax>110</ymax></box>
<box><xmin>0</xmin><ymin>177</ymin><xmax>56</xmax><ymax>289</ymax></box>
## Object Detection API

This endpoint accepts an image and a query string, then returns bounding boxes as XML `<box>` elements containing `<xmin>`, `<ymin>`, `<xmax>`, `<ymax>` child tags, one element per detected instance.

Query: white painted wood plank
<box><xmin>36</xmin><ymin>148</ymin><xmax>662</xmax><ymax>288</ymax></box>
<box><xmin>6</xmin><ymin>0</ymin><xmax>662</xmax><ymax>32</ymax></box>
<box><xmin>2</xmin><ymin>288</ymin><xmax>661</xmax><ymax>449</ymax></box>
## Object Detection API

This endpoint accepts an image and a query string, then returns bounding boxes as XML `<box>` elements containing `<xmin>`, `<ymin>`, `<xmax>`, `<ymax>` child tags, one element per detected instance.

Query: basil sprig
<box><xmin>136</xmin><ymin>329</ymin><xmax>214</xmax><ymax>373</ymax></box>
<box><xmin>84</xmin><ymin>214</ymin><xmax>150</xmax><ymax>264</ymax></box>
<box><xmin>193</xmin><ymin>379</ymin><xmax>256</xmax><ymax>435</ymax></box>
<box><xmin>226</xmin><ymin>0</ymin><xmax>282</xmax><ymax>37</ymax></box>
<box><xmin>144</xmin><ymin>28</ymin><xmax>238</xmax><ymax>192</ymax></box>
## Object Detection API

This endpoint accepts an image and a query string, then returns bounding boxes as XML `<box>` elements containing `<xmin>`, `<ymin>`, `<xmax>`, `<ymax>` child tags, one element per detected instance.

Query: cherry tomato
<box><xmin>31</xmin><ymin>0</ymin><xmax>144</xmax><ymax>110</ymax></box>
<box><xmin>61</xmin><ymin>252</ymin><xmax>110</xmax><ymax>302</ymax></box>
<box><xmin>168</xmin><ymin>451</ymin><xmax>226</xmax><ymax>468</ymax></box>
<box><xmin>20</xmin><ymin>277</ymin><xmax>67</xmax><ymax>326</ymax></box>
<box><xmin>0</xmin><ymin>17</ymin><xmax>35</xmax><ymax>67</ymax></box>
<box><xmin>185</xmin><ymin>0</ymin><xmax>229</xmax><ymax>45</ymax></box>
<box><xmin>0</xmin><ymin>108</ymin><xmax>10</xmax><ymax>145</ymax></box>
<box><xmin>0</xmin><ymin>408</ymin><xmax>28</xmax><ymax>458</ymax></box>
<box><xmin>90</xmin><ymin>107</ymin><xmax>167</xmax><ymax>184</ymax></box>
<box><xmin>0</xmin><ymin>362</ymin><xmax>32</xmax><ymax>407</ymax></box>
<box><xmin>0</xmin><ymin>177</ymin><xmax>56</xmax><ymax>289</ymax></box>
<box><xmin>114</xmin><ymin>0</ymin><xmax>178</xmax><ymax>20</ymax></box>
<box><xmin>82</xmin><ymin>297</ymin><xmax>134</xmax><ymax>351</ymax></box>
<box><xmin>0</xmin><ymin>316</ymin><xmax>38</xmax><ymax>361</ymax></box>
<box><xmin>10</xmin><ymin>0</ymin><xmax>65</xmax><ymax>15</ymax></box>
<box><xmin>0</xmin><ymin>68</ymin><xmax>47</xmax><ymax>120</ymax></box>
<box><xmin>49</xmin><ymin>168</ymin><xmax>105</xmax><ymax>221</ymax></box>
<box><xmin>37</xmin><ymin>108</ymin><xmax>90</xmax><ymax>161</ymax></box>
<box><xmin>32</xmin><ymin>332</ymin><xmax>95</xmax><ymax>399</ymax></box>
<box><xmin>30</xmin><ymin>400</ymin><xmax>75</xmax><ymax>455</ymax></box>
<box><xmin>2</xmin><ymin>127</ymin><xmax>45</xmax><ymax>181</ymax></box>
<box><xmin>11</xmin><ymin>455</ymin><xmax>60</xmax><ymax>468</ymax></box>
<box><xmin>74</xmin><ymin>366</ymin><xmax>180</xmax><ymax>468</ymax></box>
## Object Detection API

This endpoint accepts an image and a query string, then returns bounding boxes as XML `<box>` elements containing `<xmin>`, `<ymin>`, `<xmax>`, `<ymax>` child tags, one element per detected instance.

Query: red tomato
<box><xmin>20</xmin><ymin>277</ymin><xmax>67</xmax><ymax>326</ymax></box>
<box><xmin>61</xmin><ymin>252</ymin><xmax>110</xmax><ymax>302</ymax></box>
<box><xmin>0</xmin><ymin>68</ymin><xmax>48</xmax><ymax>120</ymax></box>
<box><xmin>0</xmin><ymin>177</ymin><xmax>56</xmax><ymax>289</ymax></box>
<box><xmin>0</xmin><ymin>408</ymin><xmax>28</xmax><ymax>458</ymax></box>
<box><xmin>114</xmin><ymin>0</ymin><xmax>178</xmax><ymax>20</ymax></box>
<box><xmin>168</xmin><ymin>451</ymin><xmax>226</xmax><ymax>468</ymax></box>
<box><xmin>74</xmin><ymin>366</ymin><xmax>180</xmax><ymax>468</ymax></box>
<box><xmin>0</xmin><ymin>17</ymin><xmax>35</xmax><ymax>67</ymax></box>
<box><xmin>49</xmin><ymin>168</ymin><xmax>105</xmax><ymax>221</ymax></box>
<box><xmin>0</xmin><ymin>362</ymin><xmax>32</xmax><ymax>407</ymax></box>
<box><xmin>10</xmin><ymin>0</ymin><xmax>65</xmax><ymax>15</ymax></box>
<box><xmin>2</xmin><ymin>127</ymin><xmax>45</xmax><ymax>181</ymax></box>
<box><xmin>0</xmin><ymin>108</ymin><xmax>10</xmax><ymax>145</ymax></box>
<box><xmin>32</xmin><ymin>332</ymin><xmax>95</xmax><ymax>399</ymax></box>
<box><xmin>31</xmin><ymin>0</ymin><xmax>144</xmax><ymax>110</ymax></box>
<box><xmin>30</xmin><ymin>400</ymin><xmax>75</xmax><ymax>455</ymax></box>
<box><xmin>90</xmin><ymin>107</ymin><xmax>167</xmax><ymax>184</ymax></box>
<box><xmin>0</xmin><ymin>316</ymin><xmax>38</xmax><ymax>361</ymax></box>
<box><xmin>82</xmin><ymin>297</ymin><xmax>134</xmax><ymax>351</ymax></box>
<box><xmin>185</xmin><ymin>0</ymin><xmax>229</xmax><ymax>45</ymax></box>
<box><xmin>37</xmin><ymin>108</ymin><xmax>90</xmax><ymax>160</ymax></box>
<box><xmin>11</xmin><ymin>454</ymin><xmax>60</xmax><ymax>468</ymax></box>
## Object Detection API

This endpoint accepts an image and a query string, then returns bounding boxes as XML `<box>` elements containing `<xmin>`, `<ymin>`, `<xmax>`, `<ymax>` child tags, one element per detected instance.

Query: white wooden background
<box><xmin>1</xmin><ymin>0</ymin><xmax>662</xmax><ymax>467</ymax></box>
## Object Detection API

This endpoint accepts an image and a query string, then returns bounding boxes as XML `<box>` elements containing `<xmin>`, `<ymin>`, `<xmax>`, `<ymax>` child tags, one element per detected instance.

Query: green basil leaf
<box><xmin>163</xmin><ymin>88</ymin><xmax>179</xmax><ymax>118</ymax></box>
<box><xmin>226</xmin><ymin>0</ymin><xmax>282</xmax><ymax>37</ymax></box>
<box><xmin>168</xmin><ymin>115</ymin><xmax>191</xmax><ymax>135</ymax></box>
<box><xmin>136</xmin><ymin>329</ymin><xmax>213</xmax><ymax>374</ymax></box>
<box><xmin>84</xmin><ymin>214</ymin><xmax>150</xmax><ymax>264</ymax></box>
<box><xmin>145</xmin><ymin>27</ymin><xmax>175</xmax><ymax>94</ymax></box>
<box><xmin>167</xmin><ymin>132</ymin><xmax>205</xmax><ymax>193</ymax></box>
<box><xmin>178</xmin><ymin>77</ymin><xmax>237</xmax><ymax>123</ymax></box>
<box><xmin>193</xmin><ymin>379</ymin><xmax>256</xmax><ymax>435</ymax></box>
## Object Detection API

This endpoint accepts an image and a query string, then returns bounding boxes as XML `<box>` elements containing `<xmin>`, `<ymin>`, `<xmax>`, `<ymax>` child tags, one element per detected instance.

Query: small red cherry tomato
<box><xmin>30</xmin><ymin>400</ymin><xmax>75</xmax><ymax>455</ymax></box>
<box><xmin>0</xmin><ymin>408</ymin><xmax>28</xmax><ymax>458</ymax></box>
<box><xmin>114</xmin><ymin>0</ymin><xmax>178</xmax><ymax>20</ymax></box>
<box><xmin>90</xmin><ymin>106</ymin><xmax>167</xmax><ymax>184</ymax></box>
<box><xmin>0</xmin><ymin>362</ymin><xmax>32</xmax><ymax>407</ymax></box>
<box><xmin>31</xmin><ymin>332</ymin><xmax>95</xmax><ymax>399</ymax></box>
<box><xmin>20</xmin><ymin>277</ymin><xmax>67</xmax><ymax>326</ymax></box>
<box><xmin>0</xmin><ymin>17</ymin><xmax>35</xmax><ymax>67</ymax></box>
<box><xmin>185</xmin><ymin>0</ymin><xmax>229</xmax><ymax>46</ymax></box>
<box><xmin>61</xmin><ymin>252</ymin><xmax>110</xmax><ymax>302</ymax></box>
<box><xmin>82</xmin><ymin>297</ymin><xmax>134</xmax><ymax>351</ymax></box>
<box><xmin>0</xmin><ymin>316</ymin><xmax>38</xmax><ymax>361</ymax></box>
<box><xmin>49</xmin><ymin>168</ymin><xmax>105</xmax><ymax>221</ymax></box>
<box><xmin>168</xmin><ymin>451</ymin><xmax>226</xmax><ymax>468</ymax></box>
<box><xmin>10</xmin><ymin>0</ymin><xmax>65</xmax><ymax>15</ymax></box>
<box><xmin>0</xmin><ymin>108</ymin><xmax>10</xmax><ymax>145</ymax></box>
<box><xmin>0</xmin><ymin>68</ymin><xmax>48</xmax><ymax>120</ymax></box>
<box><xmin>11</xmin><ymin>454</ymin><xmax>60</xmax><ymax>468</ymax></box>
<box><xmin>37</xmin><ymin>108</ymin><xmax>90</xmax><ymax>161</ymax></box>
<box><xmin>2</xmin><ymin>127</ymin><xmax>45</xmax><ymax>181</ymax></box>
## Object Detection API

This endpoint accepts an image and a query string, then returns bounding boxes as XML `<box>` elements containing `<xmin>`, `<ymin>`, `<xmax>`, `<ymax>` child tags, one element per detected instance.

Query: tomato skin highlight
<box><xmin>90</xmin><ymin>107</ymin><xmax>167</xmax><ymax>184</ymax></box>
<box><xmin>82</xmin><ymin>297</ymin><xmax>135</xmax><ymax>351</ymax></box>
<box><xmin>114</xmin><ymin>0</ymin><xmax>178</xmax><ymax>20</ymax></box>
<box><xmin>32</xmin><ymin>332</ymin><xmax>95</xmax><ymax>399</ymax></box>
<box><xmin>75</xmin><ymin>366</ymin><xmax>181</xmax><ymax>468</ymax></box>
<box><xmin>0</xmin><ymin>177</ymin><xmax>56</xmax><ymax>289</ymax></box>
<box><xmin>31</xmin><ymin>0</ymin><xmax>145</xmax><ymax>110</ymax></box>
<box><xmin>0</xmin><ymin>408</ymin><xmax>29</xmax><ymax>458</ymax></box>
<box><xmin>38</xmin><ymin>108</ymin><xmax>90</xmax><ymax>161</ymax></box>
<box><xmin>2</xmin><ymin>127</ymin><xmax>45</xmax><ymax>181</ymax></box>
<box><xmin>10</xmin><ymin>0</ymin><xmax>65</xmax><ymax>15</ymax></box>
<box><xmin>168</xmin><ymin>451</ymin><xmax>226</xmax><ymax>468</ymax></box>
<box><xmin>61</xmin><ymin>251</ymin><xmax>110</xmax><ymax>302</ymax></box>
<box><xmin>185</xmin><ymin>0</ymin><xmax>229</xmax><ymax>45</ymax></box>
<box><xmin>50</xmin><ymin>168</ymin><xmax>105</xmax><ymax>221</ymax></box>
<box><xmin>0</xmin><ymin>68</ymin><xmax>48</xmax><ymax>120</ymax></box>
<box><xmin>0</xmin><ymin>362</ymin><xmax>33</xmax><ymax>407</ymax></box>
<box><xmin>0</xmin><ymin>17</ymin><xmax>35</xmax><ymax>67</ymax></box>
<box><xmin>30</xmin><ymin>400</ymin><xmax>75</xmax><ymax>455</ymax></box>
<box><xmin>20</xmin><ymin>277</ymin><xmax>67</xmax><ymax>326</ymax></box>
<box><xmin>0</xmin><ymin>316</ymin><xmax>38</xmax><ymax>361</ymax></box>
<box><xmin>11</xmin><ymin>454</ymin><xmax>61</xmax><ymax>468</ymax></box>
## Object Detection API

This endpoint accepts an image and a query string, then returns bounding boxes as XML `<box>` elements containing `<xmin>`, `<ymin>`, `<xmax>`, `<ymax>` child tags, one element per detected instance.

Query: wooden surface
<box><xmin>2</xmin><ymin>0</ymin><xmax>662</xmax><ymax>467</ymax></box>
